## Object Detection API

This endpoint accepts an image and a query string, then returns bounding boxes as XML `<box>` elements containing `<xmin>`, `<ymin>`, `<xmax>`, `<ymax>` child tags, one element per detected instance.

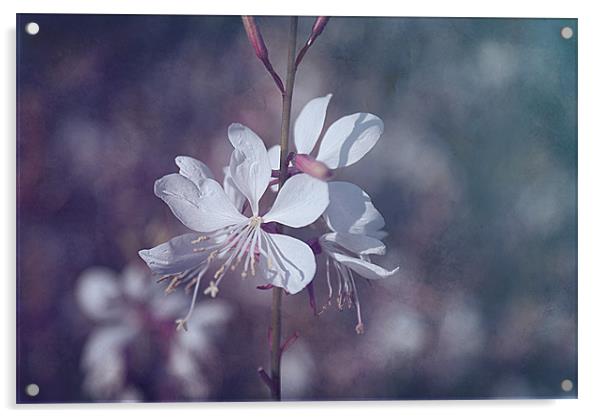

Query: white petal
<box><xmin>121</xmin><ymin>264</ymin><xmax>152</xmax><ymax>302</ymax></box>
<box><xmin>316</xmin><ymin>113</ymin><xmax>384</xmax><ymax>169</ymax></box>
<box><xmin>227</xmin><ymin>123</ymin><xmax>271</xmax><ymax>214</ymax></box>
<box><xmin>267</xmin><ymin>145</ymin><xmax>281</xmax><ymax>193</ymax></box>
<box><xmin>263</xmin><ymin>174</ymin><xmax>329</xmax><ymax>228</ymax></box>
<box><xmin>331</xmin><ymin>252</ymin><xmax>398</xmax><ymax>280</ymax></box>
<box><xmin>138</xmin><ymin>233</ymin><xmax>210</xmax><ymax>275</ymax></box>
<box><xmin>294</xmin><ymin>94</ymin><xmax>332</xmax><ymax>154</ymax></box>
<box><xmin>178</xmin><ymin>302</ymin><xmax>233</xmax><ymax>354</ymax></box>
<box><xmin>76</xmin><ymin>267</ymin><xmax>124</xmax><ymax>321</ymax></box>
<box><xmin>323</xmin><ymin>181</ymin><xmax>385</xmax><ymax>235</ymax></box>
<box><xmin>260</xmin><ymin>233</ymin><xmax>316</xmax><ymax>294</ymax></box>
<box><xmin>150</xmin><ymin>284</ymin><xmax>190</xmax><ymax>319</ymax></box>
<box><xmin>175</xmin><ymin>156</ymin><xmax>214</xmax><ymax>187</ymax></box>
<box><xmin>155</xmin><ymin>174</ymin><xmax>247</xmax><ymax>232</ymax></box>
<box><xmin>320</xmin><ymin>232</ymin><xmax>386</xmax><ymax>256</ymax></box>
<box><xmin>223</xmin><ymin>166</ymin><xmax>246</xmax><ymax>212</ymax></box>
<box><xmin>81</xmin><ymin>325</ymin><xmax>135</xmax><ymax>370</ymax></box>
<box><xmin>166</xmin><ymin>343</ymin><xmax>210</xmax><ymax>399</ymax></box>
<box><xmin>81</xmin><ymin>325</ymin><xmax>135</xmax><ymax>398</ymax></box>
<box><xmin>267</xmin><ymin>145</ymin><xmax>281</xmax><ymax>170</ymax></box>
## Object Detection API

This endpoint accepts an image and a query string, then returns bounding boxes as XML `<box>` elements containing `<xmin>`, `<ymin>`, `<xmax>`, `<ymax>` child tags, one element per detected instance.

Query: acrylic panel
<box><xmin>16</xmin><ymin>14</ymin><xmax>577</xmax><ymax>403</ymax></box>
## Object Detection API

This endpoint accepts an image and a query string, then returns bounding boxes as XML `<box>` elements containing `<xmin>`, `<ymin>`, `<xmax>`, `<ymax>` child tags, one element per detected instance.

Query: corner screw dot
<box><xmin>25</xmin><ymin>22</ymin><xmax>40</xmax><ymax>36</ymax></box>
<box><xmin>561</xmin><ymin>26</ymin><xmax>573</xmax><ymax>40</ymax></box>
<box><xmin>25</xmin><ymin>383</ymin><xmax>40</xmax><ymax>397</ymax></box>
<box><xmin>561</xmin><ymin>379</ymin><xmax>573</xmax><ymax>392</ymax></box>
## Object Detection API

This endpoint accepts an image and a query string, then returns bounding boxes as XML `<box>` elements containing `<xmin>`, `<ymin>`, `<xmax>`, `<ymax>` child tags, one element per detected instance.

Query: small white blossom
<box><xmin>75</xmin><ymin>264</ymin><xmax>231</xmax><ymax>400</ymax></box>
<box><xmin>139</xmin><ymin>123</ymin><xmax>330</xmax><ymax>329</ymax></box>
<box><xmin>316</xmin><ymin>183</ymin><xmax>398</xmax><ymax>333</ymax></box>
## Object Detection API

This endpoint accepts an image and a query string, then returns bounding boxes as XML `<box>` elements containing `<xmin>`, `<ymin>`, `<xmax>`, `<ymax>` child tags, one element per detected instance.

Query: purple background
<box><xmin>17</xmin><ymin>14</ymin><xmax>577</xmax><ymax>402</ymax></box>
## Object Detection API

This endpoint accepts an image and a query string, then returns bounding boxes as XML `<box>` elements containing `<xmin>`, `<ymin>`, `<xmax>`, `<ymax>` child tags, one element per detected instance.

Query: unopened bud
<box><xmin>241</xmin><ymin>16</ymin><xmax>268</xmax><ymax>62</ymax></box>
<box><xmin>241</xmin><ymin>16</ymin><xmax>285</xmax><ymax>93</ymax></box>
<box><xmin>295</xmin><ymin>17</ymin><xmax>330</xmax><ymax>67</ymax></box>
<box><xmin>308</xmin><ymin>17</ymin><xmax>329</xmax><ymax>47</ymax></box>
<box><xmin>292</xmin><ymin>154</ymin><xmax>333</xmax><ymax>180</ymax></box>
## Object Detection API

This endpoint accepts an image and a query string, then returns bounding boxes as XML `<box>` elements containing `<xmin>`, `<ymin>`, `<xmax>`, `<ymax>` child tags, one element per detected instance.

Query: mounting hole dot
<box><xmin>25</xmin><ymin>22</ymin><xmax>40</xmax><ymax>35</ymax></box>
<box><xmin>561</xmin><ymin>26</ymin><xmax>573</xmax><ymax>39</ymax></box>
<box><xmin>25</xmin><ymin>383</ymin><xmax>39</xmax><ymax>397</ymax></box>
<box><xmin>561</xmin><ymin>379</ymin><xmax>573</xmax><ymax>392</ymax></box>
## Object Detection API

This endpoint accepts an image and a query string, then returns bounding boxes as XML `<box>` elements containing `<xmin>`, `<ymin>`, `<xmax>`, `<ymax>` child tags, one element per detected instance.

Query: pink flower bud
<box><xmin>292</xmin><ymin>154</ymin><xmax>333</xmax><ymax>180</ymax></box>
<box><xmin>308</xmin><ymin>17</ymin><xmax>329</xmax><ymax>47</ymax></box>
<box><xmin>295</xmin><ymin>17</ymin><xmax>330</xmax><ymax>67</ymax></box>
<box><xmin>241</xmin><ymin>16</ymin><xmax>285</xmax><ymax>93</ymax></box>
<box><xmin>241</xmin><ymin>16</ymin><xmax>268</xmax><ymax>62</ymax></box>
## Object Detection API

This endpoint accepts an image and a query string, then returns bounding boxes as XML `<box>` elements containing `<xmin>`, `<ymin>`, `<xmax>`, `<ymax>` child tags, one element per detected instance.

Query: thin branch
<box><xmin>269</xmin><ymin>16</ymin><xmax>299</xmax><ymax>402</ymax></box>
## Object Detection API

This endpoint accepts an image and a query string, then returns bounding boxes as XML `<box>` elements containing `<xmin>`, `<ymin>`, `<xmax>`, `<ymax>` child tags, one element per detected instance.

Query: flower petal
<box><xmin>138</xmin><ymin>233</ymin><xmax>211</xmax><ymax>276</ymax></box>
<box><xmin>331</xmin><ymin>252</ymin><xmax>398</xmax><ymax>280</ymax></box>
<box><xmin>260</xmin><ymin>233</ymin><xmax>316</xmax><ymax>294</ymax></box>
<box><xmin>223</xmin><ymin>166</ymin><xmax>246</xmax><ymax>212</ymax></box>
<box><xmin>323</xmin><ymin>181</ymin><xmax>385</xmax><ymax>235</ymax></box>
<box><xmin>178</xmin><ymin>302</ymin><xmax>233</xmax><ymax>354</ymax></box>
<box><xmin>175</xmin><ymin>156</ymin><xmax>214</xmax><ymax>187</ymax></box>
<box><xmin>76</xmin><ymin>267</ymin><xmax>124</xmax><ymax>321</ymax></box>
<box><xmin>267</xmin><ymin>145</ymin><xmax>281</xmax><ymax>170</ymax></box>
<box><xmin>81</xmin><ymin>325</ymin><xmax>136</xmax><ymax>398</ymax></box>
<box><xmin>316</xmin><ymin>113</ymin><xmax>384</xmax><ymax>169</ymax></box>
<box><xmin>121</xmin><ymin>264</ymin><xmax>152</xmax><ymax>302</ymax></box>
<box><xmin>263</xmin><ymin>174</ymin><xmax>329</xmax><ymax>228</ymax></box>
<box><xmin>155</xmin><ymin>174</ymin><xmax>247</xmax><ymax>232</ymax></box>
<box><xmin>320</xmin><ymin>232</ymin><xmax>386</xmax><ymax>256</ymax></box>
<box><xmin>228</xmin><ymin>123</ymin><xmax>271</xmax><ymax>214</ymax></box>
<box><xmin>294</xmin><ymin>94</ymin><xmax>332</xmax><ymax>154</ymax></box>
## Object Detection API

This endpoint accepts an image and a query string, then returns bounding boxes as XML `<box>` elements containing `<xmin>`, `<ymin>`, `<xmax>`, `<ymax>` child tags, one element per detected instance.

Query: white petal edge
<box><xmin>293</xmin><ymin>94</ymin><xmax>332</xmax><ymax>154</ymax></box>
<box><xmin>227</xmin><ymin>123</ymin><xmax>271</xmax><ymax>214</ymax></box>
<box><xmin>260</xmin><ymin>233</ymin><xmax>316</xmax><ymax>294</ymax></box>
<box><xmin>76</xmin><ymin>267</ymin><xmax>124</xmax><ymax>321</ymax></box>
<box><xmin>138</xmin><ymin>233</ymin><xmax>211</xmax><ymax>276</ymax></box>
<box><xmin>316</xmin><ymin>112</ymin><xmax>384</xmax><ymax>169</ymax></box>
<box><xmin>175</xmin><ymin>156</ymin><xmax>214</xmax><ymax>187</ymax></box>
<box><xmin>177</xmin><ymin>302</ymin><xmax>233</xmax><ymax>354</ymax></box>
<box><xmin>155</xmin><ymin>174</ymin><xmax>247</xmax><ymax>232</ymax></box>
<box><xmin>320</xmin><ymin>232</ymin><xmax>386</xmax><ymax>256</ymax></box>
<box><xmin>121</xmin><ymin>264</ymin><xmax>152</xmax><ymax>302</ymax></box>
<box><xmin>267</xmin><ymin>145</ymin><xmax>281</xmax><ymax>171</ymax></box>
<box><xmin>223</xmin><ymin>166</ymin><xmax>246</xmax><ymax>212</ymax></box>
<box><xmin>263</xmin><ymin>174</ymin><xmax>329</xmax><ymax>228</ymax></box>
<box><xmin>81</xmin><ymin>325</ymin><xmax>136</xmax><ymax>398</ymax></box>
<box><xmin>323</xmin><ymin>181</ymin><xmax>385</xmax><ymax>235</ymax></box>
<box><xmin>330</xmin><ymin>252</ymin><xmax>399</xmax><ymax>280</ymax></box>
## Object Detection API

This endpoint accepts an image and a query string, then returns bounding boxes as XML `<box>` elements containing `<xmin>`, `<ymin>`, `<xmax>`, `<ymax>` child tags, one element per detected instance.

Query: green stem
<box><xmin>270</xmin><ymin>16</ymin><xmax>298</xmax><ymax>401</ymax></box>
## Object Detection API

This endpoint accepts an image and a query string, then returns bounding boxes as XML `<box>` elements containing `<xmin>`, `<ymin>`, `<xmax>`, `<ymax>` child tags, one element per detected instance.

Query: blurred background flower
<box><xmin>75</xmin><ymin>263</ymin><xmax>232</xmax><ymax>401</ymax></box>
<box><xmin>17</xmin><ymin>14</ymin><xmax>576</xmax><ymax>402</ymax></box>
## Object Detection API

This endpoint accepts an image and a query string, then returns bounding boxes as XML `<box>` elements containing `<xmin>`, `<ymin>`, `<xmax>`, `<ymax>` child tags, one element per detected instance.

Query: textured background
<box><xmin>17</xmin><ymin>14</ymin><xmax>577</xmax><ymax>402</ymax></box>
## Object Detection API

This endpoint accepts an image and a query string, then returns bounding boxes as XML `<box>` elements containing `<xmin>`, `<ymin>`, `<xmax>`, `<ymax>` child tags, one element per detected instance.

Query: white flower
<box><xmin>139</xmin><ymin>123</ymin><xmax>329</xmax><ymax>329</ymax></box>
<box><xmin>267</xmin><ymin>95</ymin><xmax>386</xmax><ymax>238</ymax></box>
<box><xmin>268</xmin><ymin>93</ymin><xmax>384</xmax><ymax>177</ymax></box>
<box><xmin>315</xmin><ymin>182</ymin><xmax>398</xmax><ymax>334</ymax></box>
<box><xmin>322</xmin><ymin>181</ymin><xmax>388</xmax><ymax>238</ymax></box>
<box><xmin>76</xmin><ymin>264</ymin><xmax>231</xmax><ymax>400</ymax></box>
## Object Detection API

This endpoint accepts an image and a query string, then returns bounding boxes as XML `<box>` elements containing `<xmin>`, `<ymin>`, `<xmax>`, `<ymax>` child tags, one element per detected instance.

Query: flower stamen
<box><xmin>204</xmin><ymin>280</ymin><xmax>220</xmax><ymax>298</ymax></box>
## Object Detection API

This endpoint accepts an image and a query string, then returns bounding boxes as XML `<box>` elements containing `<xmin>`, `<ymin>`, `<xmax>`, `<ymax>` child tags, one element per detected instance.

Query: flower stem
<box><xmin>270</xmin><ymin>16</ymin><xmax>298</xmax><ymax>401</ymax></box>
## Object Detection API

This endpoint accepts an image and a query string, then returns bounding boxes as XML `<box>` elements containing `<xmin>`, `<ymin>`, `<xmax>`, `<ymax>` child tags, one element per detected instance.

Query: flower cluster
<box><xmin>139</xmin><ymin>94</ymin><xmax>398</xmax><ymax>333</ymax></box>
<box><xmin>76</xmin><ymin>264</ymin><xmax>231</xmax><ymax>400</ymax></box>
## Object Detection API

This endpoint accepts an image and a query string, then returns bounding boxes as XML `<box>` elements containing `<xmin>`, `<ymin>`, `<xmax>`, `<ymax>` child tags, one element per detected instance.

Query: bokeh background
<box><xmin>17</xmin><ymin>14</ymin><xmax>577</xmax><ymax>402</ymax></box>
